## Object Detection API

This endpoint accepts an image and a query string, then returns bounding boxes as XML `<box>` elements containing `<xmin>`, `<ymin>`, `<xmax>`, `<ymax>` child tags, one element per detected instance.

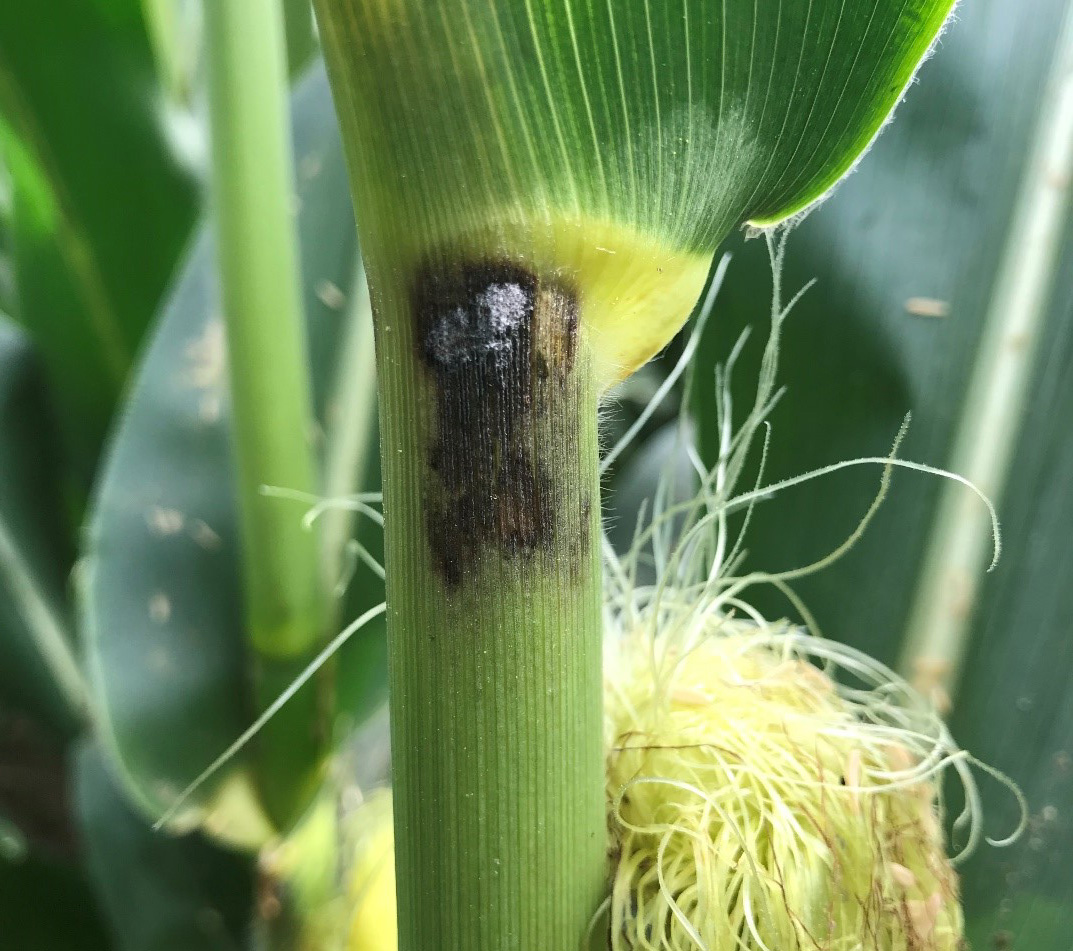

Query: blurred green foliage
<box><xmin>0</xmin><ymin>2</ymin><xmax>380</xmax><ymax>946</ymax></box>
<box><xmin>0</xmin><ymin>0</ymin><xmax>1071</xmax><ymax>948</ymax></box>
<box><xmin>82</xmin><ymin>62</ymin><xmax>380</xmax><ymax>827</ymax></box>
<box><xmin>687</xmin><ymin>0</ymin><xmax>1073</xmax><ymax>943</ymax></box>
<box><xmin>0</xmin><ymin>0</ymin><xmax>200</xmax><ymax>498</ymax></box>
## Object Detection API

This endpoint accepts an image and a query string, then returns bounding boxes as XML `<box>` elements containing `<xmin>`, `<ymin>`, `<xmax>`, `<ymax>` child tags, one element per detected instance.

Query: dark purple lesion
<box><xmin>413</xmin><ymin>260</ymin><xmax>584</xmax><ymax>587</ymax></box>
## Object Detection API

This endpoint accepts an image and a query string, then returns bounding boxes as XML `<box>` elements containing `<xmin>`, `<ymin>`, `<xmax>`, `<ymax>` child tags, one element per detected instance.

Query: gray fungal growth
<box><xmin>413</xmin><ymin>260</ymin><xmax>585</xmax><ymax>587</ymax></box>
<box><xmin>423</xmin><ymin>280</ymin><xmax>531</xmax><ymax>365</ymax></box>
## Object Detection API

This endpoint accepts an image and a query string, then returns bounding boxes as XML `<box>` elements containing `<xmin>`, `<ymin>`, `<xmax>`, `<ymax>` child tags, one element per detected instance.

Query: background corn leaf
<box><xmin>0</xmin><ymin>0</ymin><xmax>199</xmax><ymax>495</ymax></box>
<box><xmin>0</xmin><ymin>851</ymin><xmax>110</xmax><ymax>951</ymax></box>
<box><xmin>75</xmin><ymin>743</ymin><xmax>253</xmax><ymax>951</ymax></box>
<box><xmin>953</xmin><ymin>314</ymin><xmax>1073</xmax><ymax>946</ymax></box>
<box><xmin>0</xmin><ymin>320</ymin><xmax>83</xmax><ymax>736</ymax></box>
<box><xmin>0</xmin><ymin>705</ymin><xmax>110</xmax><ymax>951</ymax></box>
<box><xmin>0</xmin><ymin>172</ymin><xmax>15</xmax><ymax>316</ymax></box>
<box><xmin>138</xmin><ymin>0</ymin><xmax>203</xmax><ymax>105</ymax></box>
<box><xmin>82</xmin><ymin>63</ymin><xmax>383</xmax><ymax>825</ymax></box>
<box><xmin>690</xmin><ymin>0</ymin><xmax>1073</xmax><ymax>944</ymax></box>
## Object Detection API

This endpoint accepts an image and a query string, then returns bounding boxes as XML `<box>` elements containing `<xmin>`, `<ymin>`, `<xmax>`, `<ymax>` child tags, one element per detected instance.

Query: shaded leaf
<box><xmin>76</xmin><ymin>742</ymin><xmax>253</xmax><ymax>951</ymax></box>
<box><xmin>0</xmin><ymin>0</ymin><xmax>199</xmax><ymax>488</ymax></box>
<box><xmin>0</xmin><ymin>851</ymin><xmax>111</xmax><ymax>951</ymax></box>
<box><xmin>950</xmin><ymin>298</ymin><xmax>1073</xmax><ymax>947</ymax></box>
<box><xmin>0</xmin><ymin>319</ymin><xmax>83</xmax><ymax>734</ymax></box>
<box><xmin>0</xmin><ymin>712</ymin><xmax>110</xmax><ymax>951</ymax></box>
<box><xmin>0</xmin><ymin>709</ymin><xmax>80</xmax><ymax>867</ymax></box>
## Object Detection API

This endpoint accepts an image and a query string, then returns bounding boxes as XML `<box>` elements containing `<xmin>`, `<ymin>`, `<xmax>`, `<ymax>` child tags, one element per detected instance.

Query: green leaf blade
<box><xmin>75</xmin><ymin>743</ymin><xmax>254</xmax><ymax>951</ymax></box>
<box><xmin>318</xmin><ymin>0</ymin><xmax>956</xmax><ymax>247</ymax></box>
<box><xmin>0</xmin><ymin>319</ymin><xmax>84</xmax><ymax>734</ymax></box>
<box><xmin>0</xmin><ymin>0</ymin><xmax>200</xmax><ymax>485</ymax></box>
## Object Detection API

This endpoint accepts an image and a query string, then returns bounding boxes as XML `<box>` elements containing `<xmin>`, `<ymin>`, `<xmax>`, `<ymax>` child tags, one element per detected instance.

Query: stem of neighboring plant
<box><xmin>281</xmin><ymin>0</ymin><xmax>317</xmax><ymax>78</ymax></box>
<box><xmin>371</xmin><ymin>258</ymin><xmax>608</xmax><ymax>950</ymax></box>
<box><xmin>138</xmin><ymin>0</ymin><xmax>190</xmax><ymax>103</ymax></box>
<box><xmin>203</xmin><ymin>0</ymin><xmax>327</xmax><ymax>828</ymax></box>
<box><xmin>899</xmin><ymin>6</ymin><xmax>1073</xmax><ymax>706</ymax></box>
<box><xmin>319</xmin><ymin>258</ymin><xmax>377</xmax><ymax>615</ymax></box>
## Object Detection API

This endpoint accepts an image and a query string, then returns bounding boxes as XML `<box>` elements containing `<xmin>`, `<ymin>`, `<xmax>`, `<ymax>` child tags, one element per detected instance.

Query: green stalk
<box><xmin>203</xmin><ymin>0</ymin><xmax>326</xmax><ymax>828</ymax></box>
<box><xmin>281</xmin><ymin>0</ymin><xmax>317</xmax><ymax>78</ymax></box>
<box><xmin>139</xmin><ymin>0</ymin><xmax>190</xmax><ymax>103</ymax></box>
<box><xmin>898</xmin><ymin>5</ymin><xmax>1073</xmax><ymax>704</ymax></box>
<box><xmin>319</xmin><ymin>259</ymin><xmax>377</xmax><ymax>611</ymax></box>
<box><xmin>372</xmin><ymin>260</ymin><xmax>607</xmax><ymax>949</ymax></box>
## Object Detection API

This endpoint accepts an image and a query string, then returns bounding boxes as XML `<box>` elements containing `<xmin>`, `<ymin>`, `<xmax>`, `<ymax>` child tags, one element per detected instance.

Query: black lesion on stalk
<box><xmin>414</xmin><ymin>259</ymin><xmax>584</xmax><ymax>587</ymax></box>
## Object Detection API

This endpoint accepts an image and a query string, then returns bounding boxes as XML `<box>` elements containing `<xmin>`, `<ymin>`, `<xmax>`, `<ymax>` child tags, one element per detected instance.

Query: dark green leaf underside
<box><xmin>0</xmin><ymin>0</ymin><xmax>198</xmax><ymax>486</ymax></box>
<box><xmin>0</xmin><ymin>320</ymin><xmax>81</xmax><ymax>733</ymax></box>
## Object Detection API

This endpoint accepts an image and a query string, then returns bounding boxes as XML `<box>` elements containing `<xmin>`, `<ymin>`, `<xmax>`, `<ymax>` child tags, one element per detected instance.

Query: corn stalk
<box><xmin>311</xmin><ymin>1</ymin><xmax>957</xmax><ymax>946</ymax></box>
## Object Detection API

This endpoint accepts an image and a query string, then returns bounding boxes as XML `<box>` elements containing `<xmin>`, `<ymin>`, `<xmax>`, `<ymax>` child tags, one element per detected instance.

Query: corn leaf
<box><xmin>0</xmin><ymin>0</ymin><xmax>199</xmax><ymax>491</ymax></box>
<box><xmin>0</xmin><ymin>320</ymin><xmax>84</xmax><ymax>735</ymax></box>
<box><xmin>323</xmin><ymin>0</ymin><xmax>955</xmax><ymax>246</ymax></box>
<box><xmin>316</xmin><ymin>0</ymin><xmax>958</xmax><ymax>383</ymax></box>
<box><xmin>75</xmin><ymin>743</ymin><xmax>253</xmax><ymax>951</ymax></box>
<box><xmin>0</xmin><ymin>849</ymin><xmax>110</xmax><ymax>951</ymax></box>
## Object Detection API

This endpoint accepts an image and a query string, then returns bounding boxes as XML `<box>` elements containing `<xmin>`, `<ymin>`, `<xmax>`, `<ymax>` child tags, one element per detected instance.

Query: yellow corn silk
<box><xmin>589</xmin><ymin>237</ymin><xmax>1011</xmax><ymax>949</ymax></box>
<box><xmin>604</xmin><ymin>621</ymin><xmax>965</xmax><ymax>951</ymax></box>
<box><xmin>341</xmin><ymin>625</ymin><xmax>969</xmax><ymax>951</ymax></box>
<box><xmin>331</xmin><ymin>256</ymin><xmax>1009</xmax><ymax>951</ymax></box>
